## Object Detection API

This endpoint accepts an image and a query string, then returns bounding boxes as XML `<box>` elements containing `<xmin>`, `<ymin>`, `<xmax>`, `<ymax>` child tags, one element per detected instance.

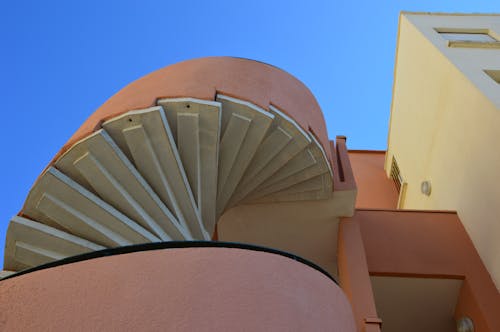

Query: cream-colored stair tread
<box><xmin>245</xmin><ymin>133</ymin><xmax>332</xmax><ymax>201</ymax></box>
<box><xmin>4</xmin><ymin>216</ymin><xmax>105</xmax><ymax>271</ymax></box>
<box><xmin>227</xmin><ymin>105</ymin><xmax>312</xmax><ymax>207</ymax></box>
<box><xmin>157</xmin><ymin>98</ymin><xmax>221</xmax><ymax>235</ymax></box>
<box><xmin>23</xmin><ymin>167</ymin><xmax>159</xmax><ymax>247</ymax></box>
<box><xmin>248</xmin><ymin>173</ymin><xmax>332</xmax><ymax>203</ymax></box>
<box><xmin>54</xmin><ymin>129</ymin><xmax>190</xmax><ymax>241</ymax></box>
<box><xmin>102</xmin><ymin>107</ymin><xmax>204</xmax><ymax>239</ymax></box>
<box><xmin>215</xmin><ymin>94</ymin><xmax>274</xmax><ymax>216</ymax></box>
<box><xmin>0</xmin><ymin>270</ymin><xmax>15</xmax><ymax>279</ymax></box>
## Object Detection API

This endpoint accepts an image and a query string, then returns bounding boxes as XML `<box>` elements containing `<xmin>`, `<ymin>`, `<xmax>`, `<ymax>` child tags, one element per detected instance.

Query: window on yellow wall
<box><xmin>434</xmin><ymin>28</ymin><xmax>500</xmax><ymax>48</ymax></box>
<box><xmin>440</xmin><ymin>32</ymin><xmax>496</xmax><ymax>42</ymax></box>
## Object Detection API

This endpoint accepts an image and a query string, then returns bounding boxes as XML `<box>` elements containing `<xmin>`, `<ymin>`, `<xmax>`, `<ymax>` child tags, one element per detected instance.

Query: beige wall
<box><xmin>405</xmin><ymin>14</ymin><xmax>500</xmax><ymax>108</ymax></box>
<box><xmin>386</xmin><ymin>13</ymin><xmax>500</xmax><ymax>289</ymax></box>
<box><xmin>218</xmin><ymin>195</ymin><xmax>356</xmax><ymax>279</ymax></box>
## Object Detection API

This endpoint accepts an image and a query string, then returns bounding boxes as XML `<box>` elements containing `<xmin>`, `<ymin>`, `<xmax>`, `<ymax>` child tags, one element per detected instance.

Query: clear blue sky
<box><xmin>0</xmin><ymin>1</ymin><xmax>498</xmax><ymax>266</ymax></box>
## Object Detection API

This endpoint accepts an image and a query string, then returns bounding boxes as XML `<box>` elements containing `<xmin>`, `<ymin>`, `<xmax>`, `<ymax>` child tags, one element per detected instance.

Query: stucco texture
<box><xmin>355</xmin><ymin>210</ymin><xmax>499</xmax><ymax>332</ymax></box>
<box><xmin>0</xmin><ymin>247</ymin><xmax>356</xmax><ymax>332</ymax></box>
<box><xmin>348</xmin><ymin>151</ymin><xmax>398</xmax><ymax>209</ymax></box>
<box><xmin>53</xmin><ymin>57</ymin><xmax>331</xmax><ymax>165</ymax></box>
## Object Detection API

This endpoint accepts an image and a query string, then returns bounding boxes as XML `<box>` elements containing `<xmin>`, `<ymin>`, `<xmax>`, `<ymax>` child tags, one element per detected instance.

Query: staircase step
<box><xmin>4</xmin><ymin>216</ymin><xmax>104</xmax><ymax>271</ymax></box>
<box><xmin>215</xmin><ymin>94</ymin><xmax>274</xmax><ymax>216</ymax></box>
<box><xmin>157</xmin><ymin>98</ymin><xmax>221</xmax><ymax>235</ymax></box>
<box><xmin>4</xmin><ymin>94</ymin><xmax>334</xmax><ymax>272</ymax></box>
<box><xmin>24</xmin><ymin>167</ymin><xmax>159</xmax><ymax>247</ymax></box>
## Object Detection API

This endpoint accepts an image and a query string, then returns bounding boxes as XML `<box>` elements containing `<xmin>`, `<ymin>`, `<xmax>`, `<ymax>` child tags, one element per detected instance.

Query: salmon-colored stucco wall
<box><xmin>0</xmin><ymin>247</ymin><xmax>356</xmax><ymax>332</ymax></box>
<box><xmin>348</xmin><ymin>151</ymin><xmax>398</xmax><ymax>209</ymax></box>
<box><xmin>338</xmin><ymin>219</ymin><xmax>381</xmax><ymax>332</ymax></box>
<box><xmin>331</xmin><ymin>138</ymin><xmax>357</xmax><ymax>192</ymax></box>
<box><xmin>51</xmin><ymin>57</ymin><xmax>331</xmax><ymax>165</ymax></box>
<box><xmin>354</xmin><ymin>209</ymin><xmax>500</xmax><ymax>332</ymax></box>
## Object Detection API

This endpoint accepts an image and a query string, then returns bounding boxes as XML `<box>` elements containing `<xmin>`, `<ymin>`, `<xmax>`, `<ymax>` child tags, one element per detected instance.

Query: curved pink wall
<box><xmin>0</xmin><ymin>247</ymin><xmax>355</xmax><ymax>331</ymax></box>
<box><xmin>53</xmin><ymin>56</ymin><xmax>331</xmax><ymax>164</ymax></box>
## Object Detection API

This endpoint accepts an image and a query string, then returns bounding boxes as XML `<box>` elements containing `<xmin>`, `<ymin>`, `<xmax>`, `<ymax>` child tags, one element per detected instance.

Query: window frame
<box><xmin>434</xmin><ymin>28</ymin><xmax>500</xmax><ymax>49</ymax></box>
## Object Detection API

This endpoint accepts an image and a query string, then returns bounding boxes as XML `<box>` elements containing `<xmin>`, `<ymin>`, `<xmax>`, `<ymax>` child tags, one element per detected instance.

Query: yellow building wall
<box><xmin>386</xmin><ymin>14</ymin><xmax>500</xmax><ymax>289</ymax></box>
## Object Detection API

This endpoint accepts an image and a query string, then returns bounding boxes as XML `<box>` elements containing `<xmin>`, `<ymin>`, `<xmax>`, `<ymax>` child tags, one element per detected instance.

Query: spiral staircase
<box><xmin>4</xmin><ymin>94</ymin><xmax>333</xmax><ymax>272</ymax></box>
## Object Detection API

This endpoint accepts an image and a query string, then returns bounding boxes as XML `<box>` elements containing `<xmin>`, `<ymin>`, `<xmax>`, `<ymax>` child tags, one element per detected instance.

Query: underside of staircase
<box><xmin>4</xmin><ymin>94</ymin><xmax>335</xmax><ymax>272</ymax></box>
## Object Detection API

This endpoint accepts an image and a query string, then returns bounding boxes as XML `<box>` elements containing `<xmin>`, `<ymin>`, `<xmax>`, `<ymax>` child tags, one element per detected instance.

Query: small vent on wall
<box><xmin>390</xmin><ymin>156</ymin><xmax>403</xmax><ymax>193</ymax></box>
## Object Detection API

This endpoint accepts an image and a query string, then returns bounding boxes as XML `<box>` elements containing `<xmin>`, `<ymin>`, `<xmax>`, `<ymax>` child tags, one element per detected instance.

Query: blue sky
<box><xmin>0</xmin><ymin>1</ymin><xmax>498</xmax><ymax>266</ymax></box>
